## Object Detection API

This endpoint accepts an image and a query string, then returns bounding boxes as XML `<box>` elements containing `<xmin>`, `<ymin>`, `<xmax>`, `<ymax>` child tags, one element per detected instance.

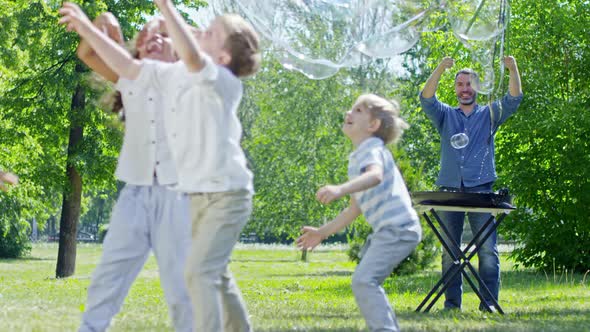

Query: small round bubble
<box><xmin>450</xmin><ymin>133</ymin><xmax>470</xmax><ymax>149</ymax></box>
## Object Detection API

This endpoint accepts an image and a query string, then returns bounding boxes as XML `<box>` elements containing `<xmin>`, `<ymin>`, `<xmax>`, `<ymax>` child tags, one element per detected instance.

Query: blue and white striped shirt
<box><xmin>348</xmin><ymin>137</ymin><xmax>418</xmax><ymax>231</ymax></box>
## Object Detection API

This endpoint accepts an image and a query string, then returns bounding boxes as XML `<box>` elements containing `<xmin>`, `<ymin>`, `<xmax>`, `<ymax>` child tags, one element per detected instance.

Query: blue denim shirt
<box><xmin>420</xmin><ymin>92</ymin><xmax>523</xmax><ymax>188</ymax></box>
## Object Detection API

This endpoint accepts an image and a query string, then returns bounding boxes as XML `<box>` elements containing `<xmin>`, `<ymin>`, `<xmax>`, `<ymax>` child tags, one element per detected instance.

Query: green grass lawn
<box><xmin>1</xmin><ymin>243</ymin><xmax>589</xmax><ymax>331</ymax></box>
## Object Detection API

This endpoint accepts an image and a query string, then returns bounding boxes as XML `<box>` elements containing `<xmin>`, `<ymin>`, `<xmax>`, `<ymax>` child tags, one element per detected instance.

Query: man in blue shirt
<box><xmin>419</xmin><ymin>56</ymin><xmax>522</xmax><ymax>311</ymax></box>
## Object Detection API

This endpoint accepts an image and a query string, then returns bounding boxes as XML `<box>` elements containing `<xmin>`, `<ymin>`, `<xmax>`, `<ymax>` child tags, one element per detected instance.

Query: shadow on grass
<box><xmin>0</xmin><ymin>257</ymin><xmax>54</xmax><ymax>263</ymax></box>
<box><xmin>401</xmin><ymin>307</ymin><xmax>590</xmax><ymax>332</ymax></box>
<box><xmin>516</xmin><ymin>307</ymin><xmax>590</xmax><ymax>316</ymax></box>
<box><xmin>255</xmin><ymin>311</ymin><xmax>363</xmax><ymax>332</ymax></box>
<box><xmin>269</xmin><ymin>270</ymin><xmax>353</xmax><ymax>278</ymax></box>
<box><xmin>257</xmin><ymin>328</ymin><xmax>361</xmax><ymax>332</ymax></box>
<box><xmin>232</xmin><ymin>258</ymin><xmax>302</xmax><ymax>263</ymax></box>
<box><xmin>255</xmin><ymin>307</ymin><xmax>590</xmax><ymax>332</ymax></box>
<box><xmin>256</xmin><ymin>327</ymin><xmax>362</xmax><ymax>332</ymax></box>
<box><xmin>254</xmin><ymin>306</ymin><xmax>590</xmax><ymax>332</ymax></box>
<box><xmin>385</xmin><ymin>269</ymin><xmax>589</xmax><ymax>295</ymax></box>
<box><xmin>262</xmin><ymin>311</ymin><xmax>361</xmax><ymax>320</ymax></box>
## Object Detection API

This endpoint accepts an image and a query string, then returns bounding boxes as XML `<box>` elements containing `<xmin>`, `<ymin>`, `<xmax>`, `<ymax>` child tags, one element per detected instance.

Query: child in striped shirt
<box><xmin>297</xmin><ymin>94</ymin><xmax>422</xmax><ymax>332</ymax></box>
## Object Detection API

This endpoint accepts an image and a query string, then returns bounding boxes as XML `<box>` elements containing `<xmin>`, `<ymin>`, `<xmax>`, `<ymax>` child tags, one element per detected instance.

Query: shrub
<box><xmin>0</xmin><ymin>194</ymin><xmax>31</xmax><ymax>258</ymax></box>
<box><xmin>0</xmin><ymin>214</ymin><xmax>31</xmax><ymax>258</ymax></box>
<box><xmin>0</xmin><ymin>220</ymin><xmax>31</xmax><ymax>258</ymax></box>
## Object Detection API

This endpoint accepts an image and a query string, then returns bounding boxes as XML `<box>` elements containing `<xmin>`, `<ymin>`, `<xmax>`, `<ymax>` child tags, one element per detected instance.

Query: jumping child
<box><xmin>59</xmin><ymin>1</ymin><xmax>261</xmax><ymax>330</ymax></box>
<box><xmin>63</xmin><ymin>10</ymin><xmax>193</xmax><ymax>332</ymax></box>
<box><xmin>297</xmin><ymin>94</ymin><xmax>422</xmax><ymax>332</ymax></box>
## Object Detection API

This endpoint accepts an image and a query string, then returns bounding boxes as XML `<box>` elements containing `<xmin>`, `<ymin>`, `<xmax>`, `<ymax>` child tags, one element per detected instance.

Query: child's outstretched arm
<box><xmin>154</xmin><ymin>0</ymin><xmax>206</xmax><ymax>72</ymax></box>
<box><xmin>77</xmin><ymin>12</ymin><xmax>125</xmax><ymax>83</ymax></box>
<box><xmin>316</xmin><ymin>164</ymin><xmax>383</xmax><ymax>204</ymax></box>
<box><xmin>59</xmin><ymin>2</ymin><xmax>141</xmax><ymax>80</ymax></box>
<box><xmin>0</xmin><ymin>171</ymin><xmax>19</xmax><ymax>192</ymax></box>
<box><xmin>297</xmin><ymin>197</ymin><xmax>362</xmax><ymax>250</ymax></box>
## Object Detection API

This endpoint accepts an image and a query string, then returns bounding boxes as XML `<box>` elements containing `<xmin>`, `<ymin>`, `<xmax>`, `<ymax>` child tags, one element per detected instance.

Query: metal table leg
<box><xmin>416</xmin><ymin>208</ymin><xmax>505</xmax><ymax>314</ymax></box>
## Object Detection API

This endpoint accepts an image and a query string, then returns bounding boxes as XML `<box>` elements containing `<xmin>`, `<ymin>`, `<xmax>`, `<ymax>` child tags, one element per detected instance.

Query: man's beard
<box><xmin>458</xmin><ymin>94</ymin><xmax>477</xmax><ymax>105</ymax></box>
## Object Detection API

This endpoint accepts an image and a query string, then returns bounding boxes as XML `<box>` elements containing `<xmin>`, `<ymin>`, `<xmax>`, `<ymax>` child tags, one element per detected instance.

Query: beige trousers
<box><xmin>185</xmin><ymin>190</ymin><xmax>253</xmax><ymax>332</ymax></box>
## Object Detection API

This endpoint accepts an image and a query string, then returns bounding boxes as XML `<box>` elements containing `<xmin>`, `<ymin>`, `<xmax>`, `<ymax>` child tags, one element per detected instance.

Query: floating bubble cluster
<box><xmin>208</xmin><ymin>0</ymin><xmax>509</xmax><ymax>91</ymax></box>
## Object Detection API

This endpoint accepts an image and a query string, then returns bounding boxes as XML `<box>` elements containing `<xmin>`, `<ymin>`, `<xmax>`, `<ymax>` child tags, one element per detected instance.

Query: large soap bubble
<box><xmin>446</xmin><ymin>0</ymin><xmax>506</xmax><ymax>42</ymax></box>
<box><xmin>447</xmin><ymin>0</ymin><xmax>509</xmax><ymax>95</ymax></box>
<box><xmin>210</xmin><ymin>0</ymin><xmax>436</xmax><ymax>79</ymax></box>
<box><xmin>207</xmin><ymin>0</ymin><xmax>509</xmax><ymax>89</ymax></box>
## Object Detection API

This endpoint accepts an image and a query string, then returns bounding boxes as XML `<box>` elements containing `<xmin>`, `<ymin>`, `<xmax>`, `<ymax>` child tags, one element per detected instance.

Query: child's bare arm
<box><xmin>0</xmin><ymin>171</ymin><xmax>19</xmax><ymax>192</ymax></box>
<box><xmin>154</xmin><ymin>0</ymin><xmax>206</xmax><ymax>72</ymax></box>
<box><xmin>316</xmin><ymin>164</ymin><xmax>383</xmax><ymax>204</ymax></box>
<box><xmin>77</xmin><ymin>12</ymin><xmax>125</xmax><ymax>83</ymax></box>
<box><xmin>297</xmin><ymin>197</ymin><xmax>362</xmax><ymax>250</ymax></box>
<box><xmin>59</xmin><ymin>2</ymin><xmax>141</xmax><ymax>80</ymax></box>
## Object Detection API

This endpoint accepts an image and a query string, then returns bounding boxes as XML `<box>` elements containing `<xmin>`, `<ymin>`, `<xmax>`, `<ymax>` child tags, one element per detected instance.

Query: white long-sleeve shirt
<box><xmin>127</xmin><ymin>57</ymin><xmax>253</xmax><ymax>193</ymax></box>
<box><xmin>114</xmin><ymin>68</ymin><xmax>178</xmax><ymax>186</ymax></box>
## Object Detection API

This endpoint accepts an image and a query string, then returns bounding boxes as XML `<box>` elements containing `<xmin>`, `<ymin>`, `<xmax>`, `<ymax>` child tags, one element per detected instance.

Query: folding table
<box><xmin>411</xmin><ymin>191</ymin><xmax>515</xmax><ymax>314</ymax></box>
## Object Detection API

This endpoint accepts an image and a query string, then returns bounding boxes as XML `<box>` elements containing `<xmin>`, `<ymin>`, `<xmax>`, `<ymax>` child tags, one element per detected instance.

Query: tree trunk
<box><xmin>95</xmin><ymin>196</ymin><xmax>104</xmax><ymax>240</ymax></box>
<box><xmin>301</xmin><ymin>249</ymin><xmax>307</xmax><ymax>262</ymax></box>
<box><xmin>56</xmin><ymin>77</ymin><xmax>85</xmax><ymax>278</ymax></box>
<box><xmin>48</xmin><ymin>216</ymin><xmax>56</xmax><ymax>238</ymax></box>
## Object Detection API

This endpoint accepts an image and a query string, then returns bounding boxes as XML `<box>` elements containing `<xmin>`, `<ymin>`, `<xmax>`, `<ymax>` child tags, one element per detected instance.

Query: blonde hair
<box><xmin>218</xmin><ymin>14</ymin><xmax>261</xmax><ymax>77</ymax></box>
<box><xmin>356</xmin><ymin>94</ymin><xmax>409</xmax><ymax>144</ymax></box>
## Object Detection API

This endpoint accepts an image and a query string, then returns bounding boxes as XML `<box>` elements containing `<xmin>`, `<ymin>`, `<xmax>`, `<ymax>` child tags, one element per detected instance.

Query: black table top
<box><xmin>411</xmin><ymin>191</ymin><xmax>515</xmax><ymax>210</ymax></box>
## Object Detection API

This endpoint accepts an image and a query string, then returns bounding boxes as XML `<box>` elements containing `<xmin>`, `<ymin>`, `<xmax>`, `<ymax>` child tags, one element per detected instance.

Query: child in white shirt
<box><xmin>69</xmin><ymin>12</ymin><xmax>193</xmax><ymax>332</ymax></box>
<box><xmin>59</xmin><ymin>1</ymin><xmax>261</xmax><ymax>330</ymax></box>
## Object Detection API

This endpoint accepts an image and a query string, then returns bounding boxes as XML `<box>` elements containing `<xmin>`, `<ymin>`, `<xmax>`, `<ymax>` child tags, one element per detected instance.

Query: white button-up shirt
<box><xmin>131</xmin><ymin>57</ymin><xmax>253</xmax><ymax>193</ymax></box>
<box><xmin>114</xmin><ymin>68</ymin><xmax>178</xmax><ymax>186</ymax></box>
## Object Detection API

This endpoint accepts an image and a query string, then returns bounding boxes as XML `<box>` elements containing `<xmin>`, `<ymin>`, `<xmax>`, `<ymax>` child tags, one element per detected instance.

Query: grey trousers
<box><xmin>80</xmin><ymin>184</ymin><xmax>193</xmax><ymax>332</ymax></box>
<box><xmin>352</xmin><ymin>220</ymin><xmax>422</xmax><ymax>332</ymax></box>
<box><xmin>185</xmin><ymin>190</ymin><xmax>253</xmax><ymax>332</ymax></box>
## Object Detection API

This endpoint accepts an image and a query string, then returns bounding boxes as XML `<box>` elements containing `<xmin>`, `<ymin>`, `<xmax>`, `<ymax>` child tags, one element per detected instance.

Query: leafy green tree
<box><xmin>242</xmin><ymin>58</ymin><xmax>351</xmax><ymax>243</ymax></box>
<box><xmin>0</xmin><ymin>1</ymin><xmax>79</xmax><ymax>259</ymax></box>
<box><xmin>0</xmin><ymin>1</ymin><xmax>203</xmax><ymax>275</ymax></box>
<box><xmin>241</xmin><ymin>7</ymin><xmax>431</xmax><ymax>248</ymax></box>
<box><xmin>496</xmin><ymin>0</ymin><xmax>590</xmax><ymax>272</ymax></box>
<box><xmin>242</xmin><ymin>38</ymin><xmax>439</xmax><ymax>270</ymax></box>
<box><xmin>400</xmin><ymin>0</ymin><xmax>590</xmax><ymax>273</ymax></box>
<box><xmin>79</xmin><ymin>185</ymin><xmax>121</xmax><ymax>238</ymax></box>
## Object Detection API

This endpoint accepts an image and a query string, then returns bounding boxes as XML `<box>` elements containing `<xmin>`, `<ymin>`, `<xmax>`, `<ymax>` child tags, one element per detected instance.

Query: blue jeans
<box><xmin>438</xmin><ymin>182</ymin><xmax>500</xmax><ymax>310</ymax></box>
